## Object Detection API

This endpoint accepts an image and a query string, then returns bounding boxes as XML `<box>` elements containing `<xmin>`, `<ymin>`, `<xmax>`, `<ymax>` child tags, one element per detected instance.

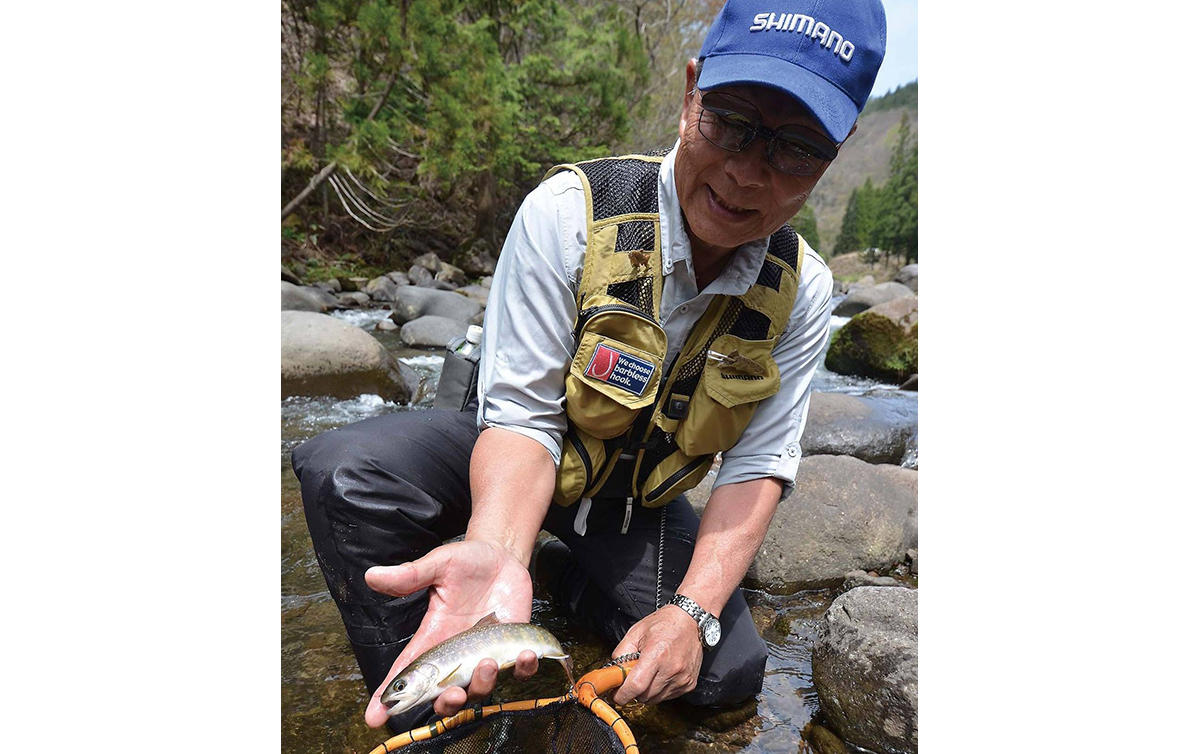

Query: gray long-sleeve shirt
<box><xmin>477</xmin><ymin>142</ymin><xmax>833</xmax><ymax>498</ymax></box>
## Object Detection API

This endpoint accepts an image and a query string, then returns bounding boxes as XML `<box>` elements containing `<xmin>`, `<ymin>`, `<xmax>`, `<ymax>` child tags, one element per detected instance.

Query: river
<box><xmin>281</xmin><ymin>298</ymin><xmax>916</xmax><ymax>752</ymax></box>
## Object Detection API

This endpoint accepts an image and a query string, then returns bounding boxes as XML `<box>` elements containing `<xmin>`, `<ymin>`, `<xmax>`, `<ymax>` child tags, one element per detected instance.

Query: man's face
<box><xmin>674</xmin><ymin>59</ymin><xmax>845</xmax><ymax>256</ymax></box>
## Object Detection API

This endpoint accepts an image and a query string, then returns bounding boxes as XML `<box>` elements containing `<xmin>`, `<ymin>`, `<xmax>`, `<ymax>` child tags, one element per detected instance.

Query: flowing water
<box><xmin>282</xmin><ymin>297</ymin><xmax>915</xmax><ymax>752</ymax></box>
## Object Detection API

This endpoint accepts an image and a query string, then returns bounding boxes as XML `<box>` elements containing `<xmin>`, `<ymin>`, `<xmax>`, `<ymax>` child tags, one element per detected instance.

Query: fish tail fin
<box><xmin>546</xmin><ymin>653</ymin><xmax>575</xmax><ymax>688</ymax></box>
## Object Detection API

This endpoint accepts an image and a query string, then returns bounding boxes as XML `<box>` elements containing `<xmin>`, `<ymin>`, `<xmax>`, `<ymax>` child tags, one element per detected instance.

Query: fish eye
<box><xmin>395</xmin><ymin>681</ymin><xmax>406</xmax><ymax>691</ymax></box>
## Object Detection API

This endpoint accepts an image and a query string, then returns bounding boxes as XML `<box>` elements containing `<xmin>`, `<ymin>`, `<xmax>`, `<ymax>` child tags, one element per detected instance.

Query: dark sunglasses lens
<box><xmin>771</xmin><ymin>129</ymin><xmax>838</xmax><ymax>175</ymax></box>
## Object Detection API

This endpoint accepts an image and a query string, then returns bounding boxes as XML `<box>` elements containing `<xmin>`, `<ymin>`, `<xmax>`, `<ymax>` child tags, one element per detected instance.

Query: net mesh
<box><xmin>386</xmin><ymin>699</ymin><xmax>625</xmax><ymax>754</ymax></box>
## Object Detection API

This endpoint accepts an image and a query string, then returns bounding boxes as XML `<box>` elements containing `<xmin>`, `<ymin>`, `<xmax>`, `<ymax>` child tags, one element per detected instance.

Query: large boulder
<box><xmin>455</xmin><ymin>284</ymin><xmax>491</xmax><ymax>308</ymax></box>
<box><xmin>802</xmin><ymin>392</ymin><xmax>917</xmax><ymax>465</ymax></box>
<box><xmin>825</xmin><ymin>297</ymin><xmax>918</xmax><ymax>384</ymax></box>
<box><xmin>400</xmin><ymin>315</ymin><xmax>467</xmax><ymax>349</ymax></box>
<box><xmin>337</xmin><ymin>291</ymin><xmax>370</xmax><ymax>308</ymax></box>
<box><xmin>391</xmin><ymin>286</ymin><xmax>483</xmax><ymax>325</ymax></box>
<box><xmin>832</xmin><ymin>282</ymin><xmax>914</xmax><ymax>317</ymax></box>
<box><xmin>281</xmin><ymin>311</ymin><xmax>413</xmax><ymax>402</ymax></box>
<box><xmin>386</xmin><ymin>270</ymin><xmax>410</xmax><ymax>286</ymax></box>
<box><xmin>893</xmin><ymin>264</ymin><xmax>918</xmax><ymax>294</ymax></box>
<box><xmin>365</xmin><ymin>275</ymin><xmax>399</xmax><ymax>302</ymax></box>
<box><xmin>687</xmin><ymin>456</ymin><xmax>916</xmax><ymax>591</ymax></box>
<box><xmin>281</xmin><ymin>281</ymin><xmax>338</xmax><ymax>312</ymax></box>
<box><xmin>813</xmin><ymin>587</ymin><xmax>918</xmax><ymax>754</ymax></box>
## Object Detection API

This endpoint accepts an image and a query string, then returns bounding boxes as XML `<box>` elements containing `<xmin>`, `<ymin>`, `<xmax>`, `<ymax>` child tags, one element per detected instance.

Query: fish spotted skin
<box><xmin>381</xmin><ymin>620</ymin><xmax>574</xmax><ymax>716</ymax></box>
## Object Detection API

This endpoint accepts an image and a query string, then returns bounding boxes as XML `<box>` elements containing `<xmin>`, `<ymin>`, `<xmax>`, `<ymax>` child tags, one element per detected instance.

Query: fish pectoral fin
<box><xmin>438</xmin><ymin>662</ymin><xmax>463</xmax><ymax>685</ymax></box>
<box><xmin>472</xmin><ymin>611</ymin><xmax>502</xmax><ymax>628</ymax></box>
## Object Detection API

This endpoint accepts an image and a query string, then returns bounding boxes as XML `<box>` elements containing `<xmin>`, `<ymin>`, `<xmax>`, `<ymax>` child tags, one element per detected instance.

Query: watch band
<box><xmin>668</xmin><ymin>593</ymin><xmax>708</xmax><ymax>625</ymax></box>
<box><xmin>668</xmin><ymin>593</ymin><xmax>721</xmax><ymax>650</ymax></box>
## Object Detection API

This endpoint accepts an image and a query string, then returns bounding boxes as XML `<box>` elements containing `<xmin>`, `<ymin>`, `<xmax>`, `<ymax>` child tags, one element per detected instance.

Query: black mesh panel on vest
<box><xmin>769</xmin><ymin>226</ymin><xmax>800</xmax><ymax>272</ymax></box>
<box><xmin>614</xmin><ymin>220</ymin><xmax>656</xmax><ymax>253</ymax></box>
<box><xmin>605</xmin><ymin>277</ymin><xmax>655</xmax><ymax>316</ymax></box>
<box><xmin>728</xmin><ymin>307</ymin><xmax>772</xmax><ymax>341</ymax></box>
<box><xmin>578</xmin><ymin>158</ymin><xmax>660</xmax><ymax>221</ymax></box>
<box><xmin>755</xmin><ymin>260</ymin><xmax>783</xmax><ymax>292</ymax></box>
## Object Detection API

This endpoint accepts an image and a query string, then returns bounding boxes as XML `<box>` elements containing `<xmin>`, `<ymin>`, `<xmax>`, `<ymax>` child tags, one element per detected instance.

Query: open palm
<box><xmin>362</xmin><ymin>539</ymin><xmax>536</xmax><ymax>727</ymax></box>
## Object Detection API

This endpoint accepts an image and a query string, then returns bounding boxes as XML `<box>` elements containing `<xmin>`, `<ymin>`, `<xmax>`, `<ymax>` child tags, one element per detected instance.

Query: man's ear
<box><xmin>680</xmin><ymin>58</ymin><xmax>699</xmax><ymax>140</ymax></box>
<box><xmin>845</xmin><ymin>121</ymin><xmax>858</xmax><ymax>141</ymax></box>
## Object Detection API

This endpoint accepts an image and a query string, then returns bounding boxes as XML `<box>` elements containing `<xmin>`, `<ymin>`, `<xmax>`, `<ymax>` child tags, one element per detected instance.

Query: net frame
<box><xmin>366</xmin><ymin>656</ymin><xmax>641</xmax><ymax>754</ymax></box>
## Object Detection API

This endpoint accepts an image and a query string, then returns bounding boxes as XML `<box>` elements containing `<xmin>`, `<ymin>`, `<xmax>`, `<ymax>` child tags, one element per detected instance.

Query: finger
<box><xmin>466</xmin><ymin>659</ymin><xmax>499</xmax><ymax>701</ymax></box>
<box><xmin>612</xmin><ymin>662</ymin><xmax>654</xmax><ymax>706</ymax></box>
<box><xmin>612</xmin><ymin>623</ymin><xmax>644</xmax><ymax>660</ymax></box>
<box><xmin>433</xmin><ymin>686</ymin><xmax>468</xmax><ymax>718</ymax></box>
<box><xmin>512</xmin><ymin>650</ymin><xmax>539</xmax><ymax>680</ymax></box>
<box><xmin>365</xmin><ymin>550</ymin><xmax>449</xmax><ymax>598</ymax></box>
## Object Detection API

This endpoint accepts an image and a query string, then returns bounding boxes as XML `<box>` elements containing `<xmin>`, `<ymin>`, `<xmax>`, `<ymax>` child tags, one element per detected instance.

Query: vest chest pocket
<box><xmin>566</xmin><ymin>306</ymin><xmax>667</xmax><ymax>439</ymax></box>
<box><xmin>673</xmin><ymin>334</ymin><xmax>781</xmax><ymax>457</ymax></box>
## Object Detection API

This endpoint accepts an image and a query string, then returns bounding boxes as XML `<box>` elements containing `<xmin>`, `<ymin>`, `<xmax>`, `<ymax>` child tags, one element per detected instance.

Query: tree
<box><xmin>875</xmin><ymin>112</ymin><xmax>918</xmax><ymax>263</ymax></box>
<box><xmin>833</xmin><ymin>187</ymin><xmax>861</xmax><ymax>255</ymax></box>
<box><xmin>791</xmin><ymin>203</ymin><xmax>820</xmax><ymax>255</ymax></box>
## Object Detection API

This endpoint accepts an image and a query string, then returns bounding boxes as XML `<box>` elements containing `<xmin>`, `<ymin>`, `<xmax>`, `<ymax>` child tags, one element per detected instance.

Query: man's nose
<box><xmin>723</xmin><ymin>137</ymin><xmax>771</xmax><ymax>189</ymax></box>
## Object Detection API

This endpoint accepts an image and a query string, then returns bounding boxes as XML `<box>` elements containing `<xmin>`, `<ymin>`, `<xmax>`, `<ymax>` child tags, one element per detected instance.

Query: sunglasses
<box><xmin>696</xmin><ymin>91</ymin><xmax>840</xmax><ymax>176</ymax></box>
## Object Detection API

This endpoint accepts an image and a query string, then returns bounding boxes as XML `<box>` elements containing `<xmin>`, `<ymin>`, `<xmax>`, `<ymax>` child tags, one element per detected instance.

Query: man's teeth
<box><xmin>712</xmin><ymin>190</ymin><xmax>746</xmax><ymax>213</ymax></box>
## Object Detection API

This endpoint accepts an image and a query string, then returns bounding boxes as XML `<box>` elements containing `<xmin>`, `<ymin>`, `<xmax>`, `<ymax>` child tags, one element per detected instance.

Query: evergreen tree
<box><xmin>791</xmin><ymin>204</ymin><xmax>820</xmax><ymax>255</ymax></box>
<box><xmin>833</xmin><ymin>187</ymin><xmax>861</xmax><ymax>255</ymax></box>
<box><xmin>875</xmin><ymin>112</ymin><xmax>917</xmax><ymax>263</ymax></box>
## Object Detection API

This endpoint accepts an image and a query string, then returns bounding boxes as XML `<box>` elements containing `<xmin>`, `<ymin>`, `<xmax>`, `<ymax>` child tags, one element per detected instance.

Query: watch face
<box><xmin>702</xmin><ymin>618</ymin><xmax>721</xmax><ymax>647</ymax></box>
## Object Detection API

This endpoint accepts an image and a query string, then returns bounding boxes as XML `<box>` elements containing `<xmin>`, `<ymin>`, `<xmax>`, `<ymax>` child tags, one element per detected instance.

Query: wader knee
<box><xmin>685</xmin><ymin>630</ymin><xmax>768</xmax><ymax>708</ymax></box>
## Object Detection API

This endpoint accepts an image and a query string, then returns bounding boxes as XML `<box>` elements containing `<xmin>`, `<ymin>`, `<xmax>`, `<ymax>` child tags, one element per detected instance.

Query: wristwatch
<box><xmin>668</xmin><ymin>594</ymin><xmax>722</xmax><ymax>650</ymax></box>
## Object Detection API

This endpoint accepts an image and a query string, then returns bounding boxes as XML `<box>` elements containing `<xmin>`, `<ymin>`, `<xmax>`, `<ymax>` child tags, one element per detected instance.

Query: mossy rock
<box><xmin>825</xmin><ymin>311</ymin><xmax>917</xmax><ymax>384</ymax></box>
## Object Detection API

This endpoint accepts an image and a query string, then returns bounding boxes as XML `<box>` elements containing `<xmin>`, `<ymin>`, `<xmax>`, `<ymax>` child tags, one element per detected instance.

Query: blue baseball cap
<box><xmin>697</xmin><ymin>0</ymin><xmax>887</xmax><ymax>143</ymax></box>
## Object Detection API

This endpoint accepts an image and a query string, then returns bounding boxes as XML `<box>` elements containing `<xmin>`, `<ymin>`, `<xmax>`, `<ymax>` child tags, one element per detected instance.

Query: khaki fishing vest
<box><xmin>545</xmin><ymin>153</ymin><xmax>802</xmax><ymax>509</ymax></box>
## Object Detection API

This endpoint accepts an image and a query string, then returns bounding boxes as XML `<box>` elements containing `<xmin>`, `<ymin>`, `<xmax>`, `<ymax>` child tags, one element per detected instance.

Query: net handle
<box><xmin>367</xmin><ymin>695</ymin><xmax>571</xmax><ymax>753</ymax></box>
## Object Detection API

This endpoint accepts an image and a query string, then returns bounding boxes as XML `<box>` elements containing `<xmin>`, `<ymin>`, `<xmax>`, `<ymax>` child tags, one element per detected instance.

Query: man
<box><xmin>293</xmin><ymin>0</ymin><xmax>886</xmax><ymax>734</ymax></box>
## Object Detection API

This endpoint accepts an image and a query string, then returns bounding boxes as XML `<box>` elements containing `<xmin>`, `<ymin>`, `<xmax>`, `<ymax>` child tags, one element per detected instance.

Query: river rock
<box><xmin>281</xmin><ymin>264</ymin><xmax>302</xmax><ymax>286</ymax></box>
<box><xmin>365</xmin><ymin>275</ymin><xmax>399</xmax><ymax>302</ymax></box>
<box><xmin>391</xmin><ymin>286</ymin><xmax>483</xmax><ymax>325</ymax></box>
<box><xmin>375</xmin><ymin>318</ymin><xmax>398</xmax><ymax>332</ymax></box>
<box><xmin>337</xmin><ymin>291</ymin><xmax>370</xmax><ymax>308</ymax></box>
<box><xmin>408</xmin><ymin>263</ymin><xmax>436</xmax><ymax>288</ymax></box>
<box><xmin>906</xmin><ymin>549</ymin><xmax>918</xmax><ymax>575</ymax></box>
<box><xmin>348</xmin><ymin>276</ymin><xmax>369</xmax><ymax>290</ymax></box>
<box><xmin>281</xmin><ymin>311</ymin><xmax>414</xmax><ymax>402</ymax></box>
<box><xmin>825</xmin><ymin>297</ymin><xmax>918</xmax><ymax>384</ymax></box>
<box><xmin>801</xmin><ymin>393</ymin><xmax>917</xmax><ymax>465</ymax></box>
<box><xmin>337</xmin><ymin>276</ymin><xmax>359</xmax><ymax>292</ymax></box>
<box><xmin>458</xmin><ymin>245</ymin><xmax>498</xmax><ymax>277</ymax></box>
<box><xmin>899</xmin><ymin>374</ymin><xmax>917</xmax><ymax>391</ymax></box>
<box><xmin>893</xmin><ymin>264</ymin><xmax>918</xmax><ymax>294</ymax></box>
<box><xmin>480</xmin><ymin>276</ymin><xmax>493</xmax><ymax>289</ymax></box>
<box><xmin>813</xmin><ymin>586</ymin><xmax>918</xmax><ymax>754</ymax></box>
<box><xmin>412</xmin><ymin>252</ymin><xmax>442</xmax><ymax>273</ymax></box>
<box><xmin>686</xmin><ymin>456</ymin><xmax>916</xmax><ymax>591</ymax></box>
<box><xmin>282</xmin><ymin>281</ymin><xmax>338</xmax><ymax>312</ymax></box>
<box><xmin>400</xmin><ymin>315</ymin><xmax>467</xmax><ymax>349</ymax></box>
<box><xmin>323</xmin><ymin>277</ymin><xmax>342</xmax><ymax>293</ymax></box>
<box><xmin>840</xmin><ymin>570</ymin><xmax>904</xmax><ymax>593</ymax></box>
<box><xmin>455</xmin><ymin>284</ymin><xmax>491</xmax><ymax>308</ymax></box>
<box><xmin>832</xmin><ymin>282</ymin><xmax>914</xmax><ymax>317</ymax></box>
<box><xmin>435</xmin><ymin>261</ymin><xmax>467</xmax><ymax>287</ymax></box>
<box><xmin>314</xmin><ymin>281</ymin><xmax>338</xmax><ymax>296</ymax></box>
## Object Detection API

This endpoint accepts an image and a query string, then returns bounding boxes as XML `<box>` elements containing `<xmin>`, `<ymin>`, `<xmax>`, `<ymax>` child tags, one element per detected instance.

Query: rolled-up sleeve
<box><xmin>713</xmin><ymin>244</ymin><xmax>834</xmax><ymax>498</ymax></box>
<box><xmin>475</xmin><ymin>173</ymin><xmax>583</xmax><ymax>467</ymax></box>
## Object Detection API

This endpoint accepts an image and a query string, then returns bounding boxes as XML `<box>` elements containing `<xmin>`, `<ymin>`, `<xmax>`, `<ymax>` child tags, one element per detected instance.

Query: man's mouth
<box><xmin>707</xmin><ymin>186</ymin><xmax>752</xmax><ymax>218</ymax></box>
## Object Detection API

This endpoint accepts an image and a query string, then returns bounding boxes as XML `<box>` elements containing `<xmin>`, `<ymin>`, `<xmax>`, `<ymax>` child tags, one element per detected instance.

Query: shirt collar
<box><xmin>658</xmin><ymin>141</ymin><xmax>770</xmax><ymax>297</ymax></box>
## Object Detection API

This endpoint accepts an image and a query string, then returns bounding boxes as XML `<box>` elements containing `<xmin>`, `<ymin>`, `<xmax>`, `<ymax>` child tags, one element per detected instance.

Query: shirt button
<box><xmin>786</xmin><ymin>445</ymin><xmax>799</xmax><ymax>458</ymax></box>
<box><xmin>680</xmin><ymin>304</ymin><xmax>689</xmax><ymax>313</ymax></box>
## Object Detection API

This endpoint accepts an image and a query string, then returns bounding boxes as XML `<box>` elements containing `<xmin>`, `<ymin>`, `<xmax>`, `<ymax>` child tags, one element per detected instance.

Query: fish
<box><xmin>380</xmin><ymin>612</ymin><xmax>575</xmax><ymax>716</ymax></box>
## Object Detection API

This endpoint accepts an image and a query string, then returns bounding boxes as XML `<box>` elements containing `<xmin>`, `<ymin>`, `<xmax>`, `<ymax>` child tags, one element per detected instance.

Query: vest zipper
<box><xmin>574</xmin><ymin>303</ymin><xmax>663</xmax><ymax>340</ymax></box>
<box><xmin>645</xmin><ymin>455</ymin><xmax>709</xmax><ymax>503</ymax></box>
<box><xmin>566</xmin><ymin>430</ymin><xmax>593</xmax><ymax>496</ymax></box>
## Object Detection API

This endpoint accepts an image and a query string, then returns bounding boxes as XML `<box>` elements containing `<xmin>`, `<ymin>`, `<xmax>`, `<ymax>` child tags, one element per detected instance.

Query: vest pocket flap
<box><xmin>702</xmin><ymin>334</ymin><xmax>781</xmax><ymax>408</ymax></box>
<box><xmin>570</xmin><ymin>332</ymin><xmax>663</xmax><ymax>410</ymax></box>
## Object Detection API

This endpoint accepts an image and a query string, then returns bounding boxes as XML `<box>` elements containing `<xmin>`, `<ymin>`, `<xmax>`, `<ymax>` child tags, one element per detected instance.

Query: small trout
<box><xmin>380</xmin><ymin>613</ymin><xmax>574</xmax><ymax>716</ymax></box>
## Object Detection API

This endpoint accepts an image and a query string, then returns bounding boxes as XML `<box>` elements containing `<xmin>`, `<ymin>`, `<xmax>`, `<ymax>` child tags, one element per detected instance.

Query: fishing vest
<box><xmin>545</xmin><ymin>153</ymin><xmax>802</xmax><ymax>510</ymax></box>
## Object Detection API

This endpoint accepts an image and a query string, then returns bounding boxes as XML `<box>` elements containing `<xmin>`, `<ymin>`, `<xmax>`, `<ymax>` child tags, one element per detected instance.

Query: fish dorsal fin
<box><xmin>438</xmin><ymin>662</ymin><xmax>462</xmax><ymax>685</ymax></box>
<box><xmin>473</xmin><ymin>612</ymin><xmax>501</xmax><ymax>628</ymax></box>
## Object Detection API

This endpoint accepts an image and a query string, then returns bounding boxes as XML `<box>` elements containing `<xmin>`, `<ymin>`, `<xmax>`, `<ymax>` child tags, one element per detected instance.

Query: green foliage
<box><xmin>833</xmin><ymin>112</ymin><xmax>918</xmax><ymax>263</ymax></box>
<box><xmin>283</xmin><ymin>0</ymin><xmax>651</xmax><ymax>234</ymax></box>
<box><xmin>790</xmin><ymin>204</ymin><xmax>820</xmax><ymax>255</ymax></box>
<box><xmin>861</xmin><ymin>80</ymin><xmax>917</xmax><ymax>116</ymax></box>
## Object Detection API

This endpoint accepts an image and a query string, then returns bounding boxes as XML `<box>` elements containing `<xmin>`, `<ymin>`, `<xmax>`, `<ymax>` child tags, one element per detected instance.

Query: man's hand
<box><xmin>362</xmin><ymin>539</ymin><xmax>539</xmax><ymax>727</ymax></box>
<box><xmin>610</xmin><ymin>605</ymin><xmax>704</xmax><ymax>705</ymax></box>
